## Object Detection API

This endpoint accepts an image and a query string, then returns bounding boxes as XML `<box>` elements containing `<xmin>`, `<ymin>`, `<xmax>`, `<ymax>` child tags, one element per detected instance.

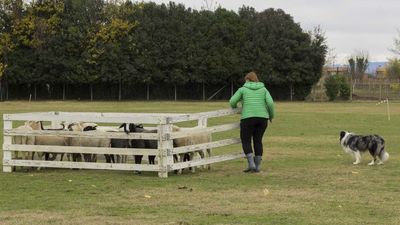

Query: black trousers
<box><xmin>240</xmin><ymin>117</ymin><xmax>268</xmax><ymax>156</ymax></box>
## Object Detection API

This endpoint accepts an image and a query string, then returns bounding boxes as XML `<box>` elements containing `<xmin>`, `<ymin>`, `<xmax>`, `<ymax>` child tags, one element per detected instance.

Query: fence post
<box><xmin>51</xmin><ymin>112</ymin><xmax>60</xmax><ymax>129</ymax></box>
<box><xmin>3</xmin><ymin>119</ymin><xmax>13</xmax><ymax>172</ymax></box>
<box><xmin>198</xmin><ymin>116</ymin><xmax>210</xmax><ymax>170</ymax></box>
<box><xmin>157</xmin><ymin>122</ymin><xmax>173</xmax><ymax>178</ymax></box>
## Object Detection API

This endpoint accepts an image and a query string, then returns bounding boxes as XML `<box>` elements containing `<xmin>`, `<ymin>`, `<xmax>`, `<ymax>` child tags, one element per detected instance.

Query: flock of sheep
<box><xmin>12</xmin><ymin>121</ymin><xmax>212</xmax><ymax>174</ymax></box>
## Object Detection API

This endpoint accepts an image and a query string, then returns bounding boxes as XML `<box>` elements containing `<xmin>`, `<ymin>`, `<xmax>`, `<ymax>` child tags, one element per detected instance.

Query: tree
<box><xmin>239</xmin><ymin>8</ymin><xmax>327</xmax><ymax>100</ymax></box>
<box><xmin>385</xmin><ymin>58</ymin><xmax>400</xmax><ymax>79</ymax></box>
<box><xmin>324</xmin><ymin>75</ymin><xmax>339</xmax><ymax>101</ymax></box>
<box><xmin>0</xmin><ymin>0</ymin><xmax>24</xmax><ymax>100</ymax></box>
<box><xmin>347</xmin><ymin>51</ymin><xmax>369</xmax><ymax>100</ymax></box>
<box><xmin>88</xmin><ymin>1</ymin><xmax>137</xmax><ymax>101</ymax></box>
<box><xmin>1</xmin><ymin>1</ymin><xmax>328</xmax><ymax>101</ymax></box>
<box><xmin>324</xmin><ymin>74</ymin><xmax>350</xmax><ymax>101</ymax></box>
<box><xmin>390</xmin><ymin>29</ymin><xmax>400</xmax><ymax>56</ymax></box>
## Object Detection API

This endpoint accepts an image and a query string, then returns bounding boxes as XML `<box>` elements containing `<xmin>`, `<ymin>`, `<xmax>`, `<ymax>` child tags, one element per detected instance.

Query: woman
<box><xmin>229</xmin><ymin>72</ymin><xmax>275</xmax><ymax>173</ymax></box>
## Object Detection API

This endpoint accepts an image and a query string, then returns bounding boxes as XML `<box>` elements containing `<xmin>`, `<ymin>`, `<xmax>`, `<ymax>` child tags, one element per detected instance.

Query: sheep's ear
<box><xmin>122</xmin><ymin>123</ymin><xmax>130</xmax><ymax>133</ymax></box>
<box><xmin>67</xmin><ymin>124</ymin><xmax>74</xmax><ymax>131</ymax></box>
<box><xmin>119</xmin><ymin>123</ymin><xmax>126</xmax><ymax>129</ymax></box>
<box><xmin>137</xmin><ymin>124</ymin><xmax>144</xmax><ymax>128</ymax></box>
<box><xmin>83</xmin><ymin>126</ymin><xmax>96</xmax><ymax>131</ymax></box>
<box><xmin>172</xmin><ymin>125</ymin><xmax>180</xmax><ymax>131</ymax></box>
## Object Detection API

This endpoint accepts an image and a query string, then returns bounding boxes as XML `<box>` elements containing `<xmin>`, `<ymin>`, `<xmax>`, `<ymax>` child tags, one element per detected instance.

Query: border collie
<box><xmin>339</xmin><ymin>131</ymin><xmax>389</xmax><ymax>165</ymax></box>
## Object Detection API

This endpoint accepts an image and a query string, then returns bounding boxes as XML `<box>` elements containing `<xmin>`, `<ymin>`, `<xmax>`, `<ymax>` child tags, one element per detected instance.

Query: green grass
<box><xmin>0</xmin><ymin>100</ymin><xmax>399</xmax><ymax>225</ymax></box>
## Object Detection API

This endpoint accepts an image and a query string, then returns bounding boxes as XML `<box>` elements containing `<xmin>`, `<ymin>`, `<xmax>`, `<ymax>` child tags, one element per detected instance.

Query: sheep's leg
<box><xmin>47</xmin><ymin>153</ymin><xmax>57</xmax><ymax>161</ymax></box>
<box><xmin>21</xmin><ymin>152</ymin><xmax>32</xmax><ymax>172</ymax></box>
<box><xmin>92</xmin><ymin>154</ymin><xmax>97</xmax><ymax>162</ymax></box>
<box><xmin>35</xmin><ymin>152</ymin><xmax>45</xmax><ymax>171</ymax></box>
<box><xmin>73</xmin><ymin>153</ymin><xmax>82</xmax><ymax>162</ymax></box>
<box><xmin>177</xmin><ymin>154</ymin><xmax>185</xmax><ymax>175</ymax></box>
<box><xmin>207</xmin><ymin>148</ymin><xmax>212</xmax><ymax>170</ymax></box>
<box><xmin>173</xmin><ymin>154</ymin><xmax>179</xmax><ymax>174</ymax></box>
<box><xmin>197</xmin><ymin>150</ymin><xmax>206</xmax><ymax>169</ymax></box>
<box><xmin>148</xmin><ymin>156</ymin><xmax>155</xmax><ymax>164</ymax></box>
<box><xmin>45</xmin><ymin>153</ymin><xmax>50</xmax><ymax>161</ymax></box>
<box><xmin>105</xmin><ymin>154</ymin><xmax>111</xmax><ymax>163</ymax></box>
<box><xmin>134</xmin><ymin>155</ymin><xmax>143</xmax><ymax>164</ymax></box>
<box><xmin>82</xmin><ymin>154</ymin><xmax>88</xmax><ymax>162</ymax></box>
<box><xmin>66</xmin><ymin>153</ymin><xmax>71</xmax><ymax>162</ymax></box>
<box><xmin>14</xmin><ymin>151</ymin><xmax>21</xmax><ymax>160</ymax></box>
<box><xmin>190</xmin><ymin>152</ymin><xmax>196</xmax><ymax>173</ymax></box>
<box><xmin>134</xmin><ymin>155</ymin><xmax>143</xmax><ymax>174</ymax></box>
<box><xmin>105</xmin><ymin>154</ymin><xmax>115</xmax><ymax>163</ymax></box>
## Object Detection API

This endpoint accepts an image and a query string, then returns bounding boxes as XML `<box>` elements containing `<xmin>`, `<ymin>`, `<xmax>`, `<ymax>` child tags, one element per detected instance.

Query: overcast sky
<box><xmin>143</xmin><ymin>0</ymin><xmax>399</xmax><ymax>64</ymax></box>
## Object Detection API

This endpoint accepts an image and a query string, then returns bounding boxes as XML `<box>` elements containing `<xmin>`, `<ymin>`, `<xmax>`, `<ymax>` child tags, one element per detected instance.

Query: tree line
<box><xmin>0</xmin><ymin>0</ymin><xmax>328</xmax><ymax>101</ymax></box>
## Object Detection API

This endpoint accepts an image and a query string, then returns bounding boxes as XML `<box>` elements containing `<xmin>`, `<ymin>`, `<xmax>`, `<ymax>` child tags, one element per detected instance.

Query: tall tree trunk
<box><xmin>289</xmin><ymin>84</ymin><xmax>294</xmax><ymax>101</ymax></box>
<box><xmin>90</xmin><ymin>84</ymin><xmax>93</xmax><ymax>101</ymax></box>
<box><xmin>146</xmin><ymin>83</ymin><xmax>150</xmax><ymax>100</ymax></box>
<box><xmin>62</xmin><ymin>84</ymin><xmax>66</xmax><ymax>101</ymax></box>
<box><xmin>174</xmin><ymin>84</ymin><xmax>177</xmax><ymax>101</ymax></box>
<box><xmin>231</xmin><ymin>79</ymin><xmax>233</xmax><ymax>96</ymax></box>
<box><xmin>350</xmin><ymin>76</ymin><xmax>353</xmax><ymax>101</ymax></box>
<box><xmin>0</xmin><ymin>79</ymin><xmax>2</xmax><ymax>101</ymax></box>
<box><xmin>202</xmin><ymin>81</ymin><xmax>205</xmax><ymax>101</ymax></box>
<box><xmin>5</xmin><ymin>82</ymin><xmax>8</xmax><ymax>100</ymax></box>
<box><xmin>34</xmin><ymin>84</ymin><xmax>37</xmax><ymax>101</ymax></box>
<box><xmin>118</xmin><ymin>79</ymin><xmax>122</xmax><ymax>101</ymax></box>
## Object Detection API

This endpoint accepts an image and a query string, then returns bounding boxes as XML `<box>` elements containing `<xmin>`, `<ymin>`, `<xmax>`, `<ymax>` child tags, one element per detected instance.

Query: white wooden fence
<box><xmin>2</xmin><ymin>109</ymin><xmax>243</xmax><ymax>178</ymax></box>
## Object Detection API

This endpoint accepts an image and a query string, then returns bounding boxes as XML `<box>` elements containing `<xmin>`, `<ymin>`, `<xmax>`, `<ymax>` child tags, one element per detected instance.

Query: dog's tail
<box><xmin>379</xmin><ymin>149</ymin><xmax>389</xmax><ymax>162</ymax></box>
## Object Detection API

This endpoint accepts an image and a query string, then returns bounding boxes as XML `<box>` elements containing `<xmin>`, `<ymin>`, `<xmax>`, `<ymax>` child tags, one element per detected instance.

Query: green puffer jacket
<box><xmin>229</xmin><ymin>81</ymin><xmax>275</xmax><ymax>120</ymax></box>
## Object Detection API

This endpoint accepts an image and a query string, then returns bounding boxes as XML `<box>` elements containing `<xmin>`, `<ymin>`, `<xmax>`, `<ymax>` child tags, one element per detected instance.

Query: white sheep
<box><xmin>25</xmin><ymin>121</ymin><xmax>69</xmax><ymax>161</ymax></box>
<box><xmin>172</xmin><ymin>125</ymin><xmax>212</xmax><ymax>174</ymax></box>
<box><xmin>68</xmin><ymin>122</ymin><xmax>111</xmax><ymax>162</ymax></box>
<box><xmin>74</xmin><ymin>122</ymin><xmax>127</xmax><ymax>163</ymax></box>
<box><xmin>12</xmin><ymin>123</ymin><xmax>35</xmax><ymax>161</ymax></box>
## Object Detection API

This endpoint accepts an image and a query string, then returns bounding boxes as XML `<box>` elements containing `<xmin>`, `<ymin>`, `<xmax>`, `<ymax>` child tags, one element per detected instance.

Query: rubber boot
<box><xmin>254</xmin><ymin>156</ymin><xmax>262</xmax><ymax>173</ymax></box>
<box><xmin>243</xmin><ymin>153</ymin><xmax>256</xmax><ymax>173</ymax></box>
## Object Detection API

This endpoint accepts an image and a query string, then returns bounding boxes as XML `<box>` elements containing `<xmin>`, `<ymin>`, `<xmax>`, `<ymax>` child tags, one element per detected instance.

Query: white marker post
<box><xmin>376</xmin><ymin>98</ymin><xmax>390</xmax><ymax>121</ymax></box>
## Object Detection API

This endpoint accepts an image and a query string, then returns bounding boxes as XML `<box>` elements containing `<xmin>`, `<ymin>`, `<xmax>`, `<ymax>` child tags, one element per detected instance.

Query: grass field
<box><xmin>0</xmin><ymin>101</ymin><xmax>399</xmax><ymax>225</ymax></box>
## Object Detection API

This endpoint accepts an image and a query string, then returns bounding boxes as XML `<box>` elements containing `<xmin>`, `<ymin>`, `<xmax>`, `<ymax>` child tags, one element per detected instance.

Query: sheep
<box><xmin>119</xmin><ymin>123</ymin><xmax>157</xmax><ymax>174</ymax></box>
<box><xmin>12</xmin><ymin>123</ymin><xmax>36</xmax><ymax>161</ymax></box>
<box><xmin>71</xmin><ymin>122</ymin><xmax>128</xmax><ymax>163</ymax></box>
<box><xmin>172</xmin><ymin>125</ymin><xmax>212</xmax><ymax>174</ymax></box>
<box><xmin>68</xmin><ymin>122</ymin><xmax>111</xmax><ymax>162</ymax></box>
<box><xmin>25</xmin><ymin>121</ymin><xmax>69</xmax><ymax>161</ymax></box>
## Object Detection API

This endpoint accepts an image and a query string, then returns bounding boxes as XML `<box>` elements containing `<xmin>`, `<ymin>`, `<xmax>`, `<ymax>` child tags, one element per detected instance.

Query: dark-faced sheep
<box><xmin>119</xmin><ymin>123</ymin><xmax>157</xmax><ymax>174</ymax></box>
